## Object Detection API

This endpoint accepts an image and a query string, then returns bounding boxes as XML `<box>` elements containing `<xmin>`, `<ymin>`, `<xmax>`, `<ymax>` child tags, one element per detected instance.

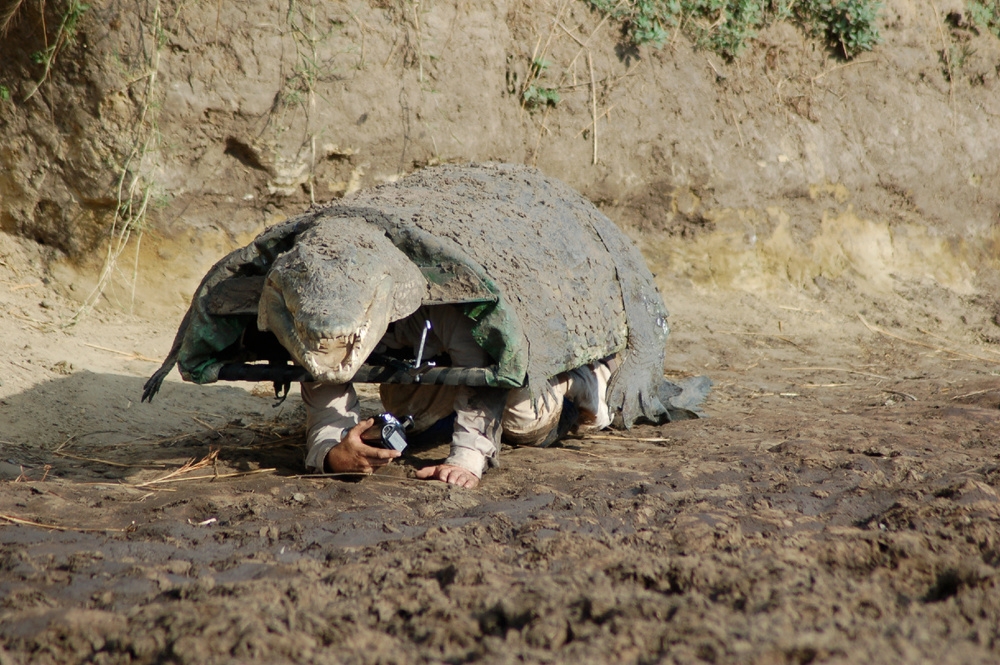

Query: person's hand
<box><xmin>325</xmin><ymin>418</ymin><xmax>401</xmax><ymax>474</ymax></box>
<box><xmin>415</xmin><ymin>464</ymin><xmax>480</xmax><ymax>488</ymax></box>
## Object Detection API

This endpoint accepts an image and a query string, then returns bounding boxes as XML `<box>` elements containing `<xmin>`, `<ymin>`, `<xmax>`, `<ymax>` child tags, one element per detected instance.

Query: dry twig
<box><xmin>0</xmin><ymin>512</ymin><xmax>136</xmax><ymax>533</ymax></box>
<box><xmin>149</xmin><ymin>432</ymin><xmax>199</xmax><ymax>447</ymax></box>
<box><xmin>589</xmin><ymin>50</ymin><xmax>598</xmax><ymax>165</ymax></box>
<box><xmin>7</xmin><ymin>308</ymin><xmax>48</xmax><ymax>326</ymax></box>
<box><xmin>951</xmin><ymin>388</ymin><xmax>999</xmax><ymax>401</ymax></box>
<box><xmin>574</xmin><ymin>104</ymin><xmax>618</xmax><ymax>138</ymax></box>
<box><xmin>724</xmin><ymin>89</ymin><xmax>744</xmax><ymax>148</ymax></box>
<box><xmin>52</xmin><ymin>435</ymin><xmax>76</xmax><ymax>453</ymax></box>
<box><xmin>348</xmin><ymin>9</ymin><xmax>367</xmax><ymax>69</ymax></box>
<box><xmin>0</xmin><ymin>0</ymin><xmax>28</xmax><ymax>35</ymax></box>
<box><xmin>778</xmin><ymin>306</ymin><xmax>826</xmax><ymax>314</ymax></box>
<box><xmin>575</xmin><ymin>434</ymin><xmax>673</xmax><ymax>443</ymax></box>
<box><xmin>83</xmin><ymin>343</ymin><xmax>159</xmax><ymax>363</ymax></box>
<box><xmin>784</xmin><ymin>366</ymin><xmax>890</xmax><ymax>380</ymax></box>
<box><xmin>555</xmin><ymin>448</ymin><xmax>609</xmax><ymax>459</ymax></box>
<box><xmin>52</xmin><ymin>451</ymin><xmax>167</xmax><ymax>468</ymax></box>
<box><xmin>530</xmin><ymin>1</ymin><xmax>619</xmax><ymax>161</ymax></box>
<box><xmin>557</xmin><ymin>21</ymin><xmax>586</xmax><ymax>47</ymax></box>
<box><xmin>926</xmin><ymin>0</ymin><xmax>956</xmax><ymax>126</ymax></box>
<box><xmin>14</xmin><ymin>464</ymin><xmax>51</xmax><ymax>482</ymax></box>
<box><xmin>129</xmin><ymin>450</ymin><xmax>221</xmax><ymax>488</ymax></box>
<box><xmin>130</xmin><ymin>468</ymin><xmax>276</xmax><ymax>486</ymax></box>
<box><xmin>191</xmin><ymin>416</ymin><xmax>218</xmax><ymax>431</ymax></box>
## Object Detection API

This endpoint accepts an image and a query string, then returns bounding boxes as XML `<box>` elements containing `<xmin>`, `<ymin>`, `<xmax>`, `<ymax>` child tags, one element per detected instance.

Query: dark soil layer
<box><xmin>2</xmin><ymin>342</ymin><xmax>1000</xmax><ymax>664</ymax></box>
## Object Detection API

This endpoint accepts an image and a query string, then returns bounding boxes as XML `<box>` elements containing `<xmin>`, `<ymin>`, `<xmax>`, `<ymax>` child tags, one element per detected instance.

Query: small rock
<box><xmin>52</xmin><ymin>360</ymin><xmax>73</xmax><ymax>375</ymax></box>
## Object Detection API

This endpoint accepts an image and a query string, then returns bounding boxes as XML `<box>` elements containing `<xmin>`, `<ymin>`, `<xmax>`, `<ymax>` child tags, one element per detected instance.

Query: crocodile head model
<box><xmin>257</xmin><ymin>218</ymin><xmax>425</xmax><ymax>384</ymax></box>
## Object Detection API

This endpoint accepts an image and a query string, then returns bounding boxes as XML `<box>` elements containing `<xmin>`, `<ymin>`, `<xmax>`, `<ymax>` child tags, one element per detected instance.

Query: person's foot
<box><xmin>566</xmin><ymin>361</ymin><xmax>613</xmax><ymax>431</ymax></box>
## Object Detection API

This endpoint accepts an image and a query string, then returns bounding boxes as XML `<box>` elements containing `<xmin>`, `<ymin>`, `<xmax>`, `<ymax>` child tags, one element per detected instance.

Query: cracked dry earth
<box><xmin>1</xmin><ymin>235</ymin><xmax>1000</xmax><ymax>664</ymax></box>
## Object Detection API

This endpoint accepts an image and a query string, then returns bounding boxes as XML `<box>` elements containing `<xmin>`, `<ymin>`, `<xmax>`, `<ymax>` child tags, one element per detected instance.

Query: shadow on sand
<box><xmin>0</xmin><ymin>371</ymin><xmax>309</xmax><ymax>482</ymax></box>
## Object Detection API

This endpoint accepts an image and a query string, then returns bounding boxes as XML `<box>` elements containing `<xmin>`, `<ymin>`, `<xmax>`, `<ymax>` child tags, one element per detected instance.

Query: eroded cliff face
<box><xmin>4</xmin><ymin>6</ymin><xmax>1000</xmax><ymax>663</ymax></box>
<box><xmin>1</xmin><ymin>0</ymin><xmax>999</xmax><ymax>313</ymax></box>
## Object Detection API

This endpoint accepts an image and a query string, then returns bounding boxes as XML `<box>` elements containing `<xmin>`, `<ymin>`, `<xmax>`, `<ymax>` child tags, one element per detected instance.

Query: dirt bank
<box><xmin>2</xmin><ymin>0</ymin><xmax>1000</xmax><ymax>314</ymax></box>
<box><xmin>2</xmin><ymin>0</ymin><xmax>1000</xmax><ymax>662</ymax></box>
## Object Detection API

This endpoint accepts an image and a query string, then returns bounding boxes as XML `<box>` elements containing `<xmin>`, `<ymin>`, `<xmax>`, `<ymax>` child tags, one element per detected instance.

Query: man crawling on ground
<box><xmin>303</xmin><ymin>304</ymin><xmax>614</xmax><ymax>488</ymax></box>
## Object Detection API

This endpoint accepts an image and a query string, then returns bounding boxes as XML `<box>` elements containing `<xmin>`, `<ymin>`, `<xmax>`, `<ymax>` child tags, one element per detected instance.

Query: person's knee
<box><xmin>501</xmin><ymin>380</ymin><xmax>567</xmax><ymax>446</ymax></box>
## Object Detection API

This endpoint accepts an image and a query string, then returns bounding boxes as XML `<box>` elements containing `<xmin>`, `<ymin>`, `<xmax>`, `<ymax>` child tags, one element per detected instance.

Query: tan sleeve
<box><xmin>301</xmin><ymin>382</ymin><xmax>360</xmax><ymax>472</ymax></box>
<box><xmin>446</xmin><ymin>385</ymin><xmax>505</xmax><ymax>477</ymax></box>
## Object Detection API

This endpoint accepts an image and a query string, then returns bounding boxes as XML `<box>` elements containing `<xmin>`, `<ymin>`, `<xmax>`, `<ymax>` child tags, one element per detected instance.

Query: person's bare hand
<box><xmin>325</xmin><ymin>418</ymin><xmax>401</xmax><ymax>474</ymax></box>
<box><xmin>415</xmin><ymin>464</ymin><xmax>480</xmax><ymax>488</ymax></box>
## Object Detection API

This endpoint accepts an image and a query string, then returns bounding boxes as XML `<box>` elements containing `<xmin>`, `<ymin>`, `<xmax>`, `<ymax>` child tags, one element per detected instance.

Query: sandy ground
<box><xmin>2</xmin><ymin>226</ymin><xmax>1000</xmax><ymax>664</ymax></box>
<box><xmin>3</xmin><ymin>0</ymin><xmax>1000</xmax><ymax>660</ymax></box>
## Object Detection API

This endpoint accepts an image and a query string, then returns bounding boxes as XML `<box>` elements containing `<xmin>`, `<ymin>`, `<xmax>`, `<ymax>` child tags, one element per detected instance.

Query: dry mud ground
<box><xmin>3</xmin><ymin>0</ymin><xmax>1000</xmax><ymax>660</ymax></box>
<box><xmin>2</xmin><ymin>228</ymin><xmax>1000</xmax><ymax>665</ymax></box>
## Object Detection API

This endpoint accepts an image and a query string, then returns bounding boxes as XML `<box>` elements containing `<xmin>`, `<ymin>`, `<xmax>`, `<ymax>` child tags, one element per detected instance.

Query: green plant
<box><xmin>279</xmin><ymin>2</ymin><xmax>341</xmax><ymax>114</ymax></box>
<box><xmin>588</xmin><ymin>0</ymin><xmax>674</xmax><ymax>48</ymax></box>
<box><xmin>0</xmin><ymin>0</ymin><xmax>164</xmax><ymax>319</ymax></box>
<box><xmin>797</xmin><ymin>0</ymin><xmax>882</xmax><ymax>59</ymax></box>
<box><xmin>75</xmin><ymin>0</ymin><xmax>163</xmax><ymax>320</ymax></box>
<box><xmin>522</xmin><ymin>84</ymin><xmax>560</xmax><ymax>109</ymax></box>
<box><xmin>692</xmin><ymin>0</ymin><xmax>766</xmax><ymax>57</ymax></box>
<box><xmin>587</xmin><ymin>0</ymin><xmax>785</xmax><ymax>58</ymax></box>
<box><xmin>529</xmin><ymin>56</ymin><xmax>552</xmax><ymax>78</ymax></box>
<box><xmin>945</xmin><ymin>43</ymin><xmax>976</xmax><ymax>79</ymax></box>
<box><xmin>25</xmin><ymin>0</ymin><xmax>90</xmax><ymax>100</ymax></box>
<box><xmin>519</xmin><ymin>57</ymin><xmax>560</xmax><ymax>110</ymax></box>
<box><xmin>967</xmin><ymin>0</ymin><xmax>1000</xmax><ymax>39</ymax></box>
<box><xmin>586</xmin><ymin>0</ymin><xmax>881</xmax><ymax>59</ymax></box>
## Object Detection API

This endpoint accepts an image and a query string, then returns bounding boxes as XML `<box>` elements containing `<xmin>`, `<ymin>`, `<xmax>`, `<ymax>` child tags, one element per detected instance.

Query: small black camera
<box><xmin>361</xmin><ymin>413</ymin><xmax>412</xmax><ymax>452</ymax></box>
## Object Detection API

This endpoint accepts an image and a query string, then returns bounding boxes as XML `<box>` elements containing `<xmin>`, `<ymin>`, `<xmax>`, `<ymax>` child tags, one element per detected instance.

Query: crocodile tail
<box><xmin>141</xmin><ymin>307</ymin><xmax>193</xmax><ymax>402</ymax></box>
<box><xmin>141</xmin><ymin>360</ymin><xmax>176</xmax><ymax>403</ymax></box>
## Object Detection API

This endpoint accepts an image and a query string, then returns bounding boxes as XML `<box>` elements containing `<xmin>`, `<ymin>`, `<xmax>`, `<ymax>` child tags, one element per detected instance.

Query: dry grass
<box><xmin>126</xmin><ymin>449</ymin><xmax>277</xmax><ymax>488</ymax></box>
<box><xmin>73</xmin><ymin>0</ymin><xmax>163</xmax><ymax>321</ymax></box>
<box><xmin>0</xmin><ymin>511</ymin><xmax>136</xmax><ymax>532</ymax></box>
<box><xmin>0</xmin><ymin>0</ymin><xmax>29</xmax><ymax>36</ymax></box>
